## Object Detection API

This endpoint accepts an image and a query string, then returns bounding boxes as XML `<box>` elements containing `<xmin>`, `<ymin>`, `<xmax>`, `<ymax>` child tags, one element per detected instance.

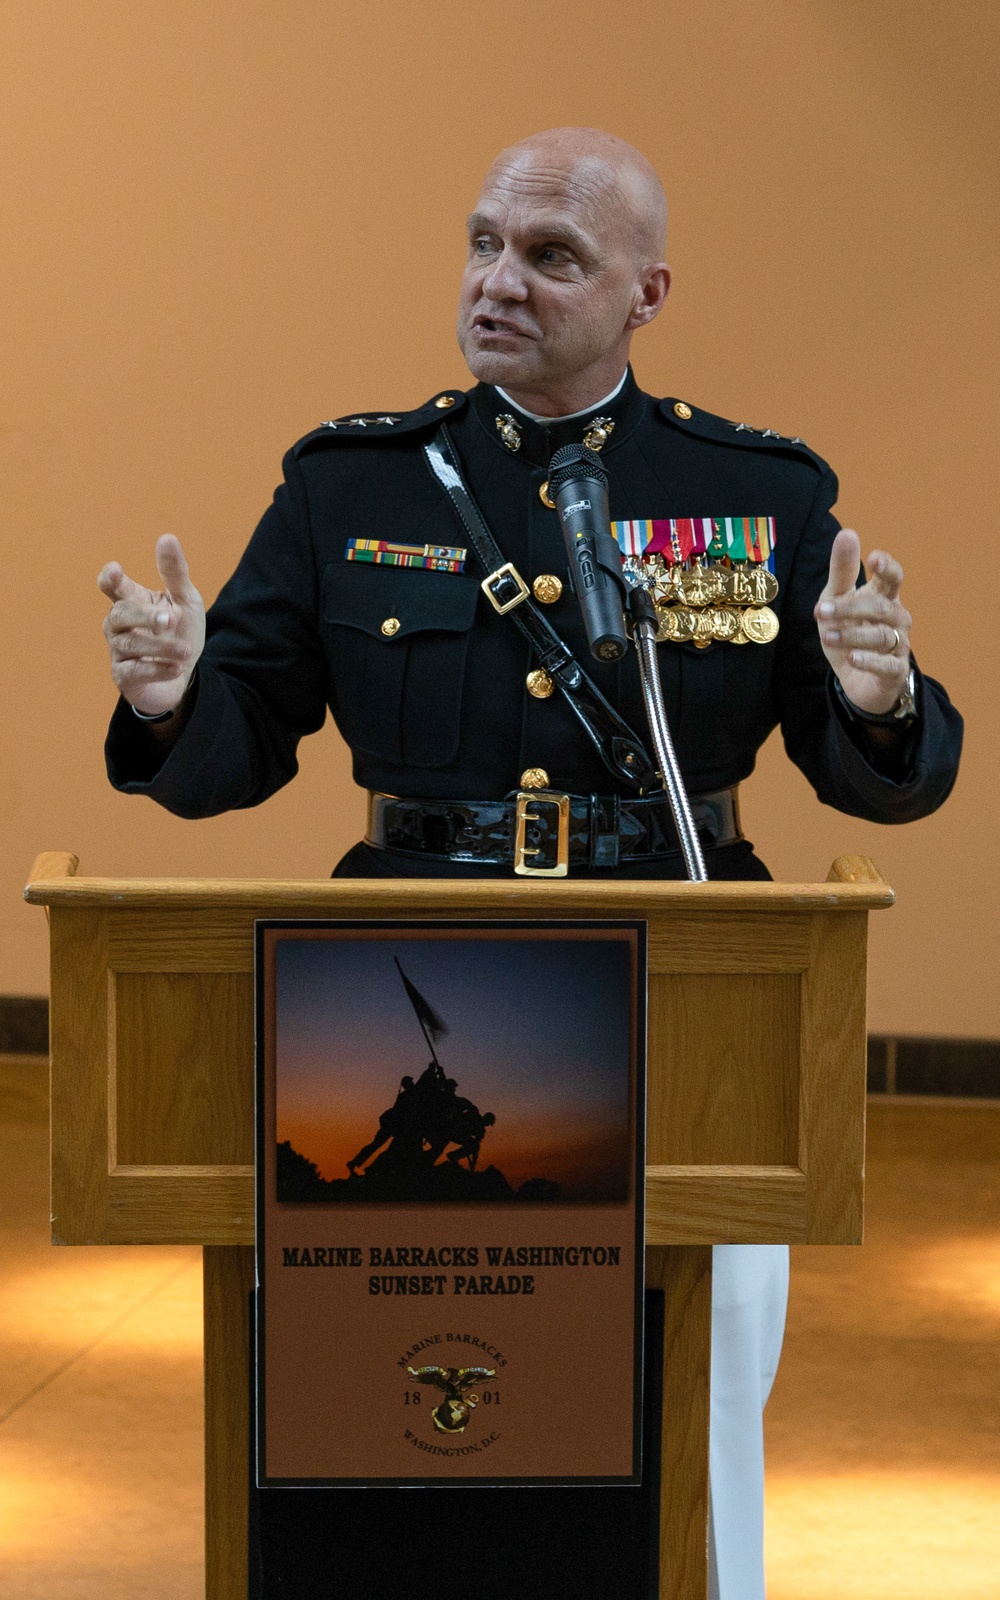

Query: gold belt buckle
<box><xmin>482</xmin><ymin>562</ymin><xmax>530</xmax><ymax>614</ymax></box>
<box><xmin>514</xmin><ymin>791</ymin><xmax>570</xmax><ymax>877</ymax></box>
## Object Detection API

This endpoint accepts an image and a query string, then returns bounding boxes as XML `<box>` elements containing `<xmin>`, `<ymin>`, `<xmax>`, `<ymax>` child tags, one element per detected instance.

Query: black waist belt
<box><xmin>366</xmin><ymin>786</ymin><xmax>742</xmax><ymax>876</ymax></box>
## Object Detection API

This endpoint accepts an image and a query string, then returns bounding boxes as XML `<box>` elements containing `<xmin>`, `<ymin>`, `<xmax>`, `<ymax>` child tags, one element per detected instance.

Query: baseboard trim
<box><xmin>867</xmin><ymin>1036</ymin><xmax>1000</xmax><ymax>1100</ymax></box>
<box><xmin>0</xmin><ymin>996</ymin><xmax>48</xmax><ymax>1055</ymax></box>
<box><xmin>867</xmin><ymin>1093</ymin><xmax>1000</xmax><ymax>1110</ymax></box>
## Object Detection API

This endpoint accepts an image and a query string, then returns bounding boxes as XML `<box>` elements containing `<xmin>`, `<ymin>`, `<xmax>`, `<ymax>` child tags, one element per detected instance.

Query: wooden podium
<box><xmin>26</xmin><ymin>853</ymin><xmax>892</xmax><ymax>1600</ymax></box>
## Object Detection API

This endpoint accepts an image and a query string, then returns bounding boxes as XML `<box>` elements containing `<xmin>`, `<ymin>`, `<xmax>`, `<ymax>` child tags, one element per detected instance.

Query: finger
<box><xmin>820</xmin><ymin>590</ymin><xmax>910</xmax><ymax>626</ymax></box>
<box><xmin>155</xmin><ymin>534</ymin><xmax>199</xmax><ymax>605</ymax></box>
<box><xmin>844</xmin><ymin>649</ymin><xmax>911</xmax><ymax>677</ymax></box>
<box><xmin>114</xmin><ymin>659</ymin><xmax>189</xmax><ymax>687</ymax></box>
<box><xmin>825</xmin><ymin>528</ymin><xmax>862</xmax><ymax>600</ymax></box>
<box><xmin>865</xmin><ymin>550</ymin><xmax>904</xmax><ymax>602</ymax></box>
<box><xmin>820</xmin><ymin>622</ymin><xmax>907</xmax><ymax>654</ymax></box>
<box><xmin>112</xmin><ymin>633</ymin><xmax>192</xmax><ymax>662</ymax></box>
<box><xmin>105</xmin><ymin>600</ymin><xmax>174</xmax><ymax>634</ymax></box>
<box><xmin>97</xmin><ymin>562</ymin><xmax>147</xmax><ymax>604</ymax></box>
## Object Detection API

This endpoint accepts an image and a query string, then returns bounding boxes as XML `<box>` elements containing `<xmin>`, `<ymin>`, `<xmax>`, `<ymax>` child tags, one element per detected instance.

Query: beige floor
<box><xmin>0</xmin><ymin>1059</ymin><xmax>203</xmax><ymax>1599</ymax></box>
<box><xmin>766</xmin><ymin>1100</ymin><xmax>1000</xmax><ymax>1600</ymax></box>
<box><xmin>1</xmin><ymin>1060</ymin><xmax>998</xmax><ymax>1598</ymax></box>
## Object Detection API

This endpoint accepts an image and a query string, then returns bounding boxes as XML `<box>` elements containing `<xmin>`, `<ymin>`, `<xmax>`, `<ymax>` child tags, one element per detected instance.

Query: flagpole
<box><xmin>394</xmin><ymin>957</ymin><xmax>442</xmax><ymax>1070</ymax></box>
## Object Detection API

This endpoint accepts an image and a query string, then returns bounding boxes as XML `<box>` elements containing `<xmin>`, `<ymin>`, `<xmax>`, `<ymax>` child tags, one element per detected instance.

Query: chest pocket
<box><xmin>320</xmin><ymin>561</ymin><xmax>481</xmax><ymax>768</ymax></box>
<box><xmin>647</xmin><ymin>637</ymin><xmax>727</xmax><ymax>771</ymax></box>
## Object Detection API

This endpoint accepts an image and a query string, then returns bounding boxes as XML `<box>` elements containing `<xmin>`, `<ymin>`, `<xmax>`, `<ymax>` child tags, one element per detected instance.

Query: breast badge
<box><xmin>614</xmin><ymin>516</ymin><xmax>779</xmax><ymax>648</ymax></box>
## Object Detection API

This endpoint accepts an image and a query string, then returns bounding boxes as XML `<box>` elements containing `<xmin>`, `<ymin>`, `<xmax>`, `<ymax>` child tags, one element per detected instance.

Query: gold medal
<box><xmin>666</xmin><ymin>607</ymin><xmax>698</xmax><ymax>642</ymax></box>
<box><xmin>746</xmin><ymin>566</ymin><xmax>779</xmax><ymax>604</ymax></box>
<box><xmin>655</xmin><ymin>607</ymin><xmax>681</xmax><ymax>642</ymax></box>
<box><xmin>709</xmin><ymin>605</ymin><xmax>742</xmax><ymax>642</ymax></box>
<box><xmin>725</xmin><ymin>564</ymin><xmax>756</xmax><ymax>605</ymax></box>
<box><xmin>741</xmin><ymin>605</ymin><xmax>780</xmax><ymax>644</ymax></box>
<box><xmin>652</xmin><ymin>605</ymin><xmax>672</xmax><ymax>642</ymax></box>
<box><xmin>682</xmin><ymin>561</ymin><xmax>726</xmax><ymax>607</ymax></box>
<box><xmin>725</xmin><ymin>563</ymin><xmax>779</xmax><ymax>605</ymax></box>
<box><xmin>653</xmin><ymin>562</ymin><xmax>685</xmax><ymax>604</ymax></box>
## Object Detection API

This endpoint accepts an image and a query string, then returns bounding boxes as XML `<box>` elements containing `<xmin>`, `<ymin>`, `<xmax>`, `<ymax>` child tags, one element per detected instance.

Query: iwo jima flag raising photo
<box><xmin>395</xmin><ymin>956</ymin><xmax>448</xmax><ymax>1045</ymax></box>
<box><xmin>255</xmin><ymin>919</ymin><xmax>647</xmax><ymax>1485</ymax></box>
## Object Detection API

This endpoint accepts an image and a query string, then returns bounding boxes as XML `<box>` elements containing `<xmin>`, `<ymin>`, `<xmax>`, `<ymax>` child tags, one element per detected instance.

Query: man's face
<box><xmin>456</xmin><ymin>157</ymin><xmax>648</xmax><ymax>402</ymax></box>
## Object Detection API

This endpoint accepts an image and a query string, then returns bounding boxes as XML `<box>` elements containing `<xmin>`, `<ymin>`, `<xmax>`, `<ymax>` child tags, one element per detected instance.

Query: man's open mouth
<box><xmin>473</xmin><ymin>316</ymin><xmax>528</xmax><ymax>337</ymax></box>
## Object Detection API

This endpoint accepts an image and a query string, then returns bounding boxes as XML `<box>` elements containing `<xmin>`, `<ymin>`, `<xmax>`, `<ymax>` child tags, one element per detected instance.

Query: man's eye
<box><xmin>473</xmin><ymin>237</ymin><xmax>496</xmax><ymax>255</ymax></box>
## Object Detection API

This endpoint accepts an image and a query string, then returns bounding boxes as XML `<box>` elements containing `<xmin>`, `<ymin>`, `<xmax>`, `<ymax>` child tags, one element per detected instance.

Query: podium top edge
<box><xmin>24</xmin><ymin>875</ymin><xmax>895</xmax><ymax>911</ymax></box>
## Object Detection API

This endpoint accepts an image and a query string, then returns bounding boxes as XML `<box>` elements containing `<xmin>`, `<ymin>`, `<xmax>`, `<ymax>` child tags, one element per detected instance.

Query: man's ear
<box><xmin>627</xmin><ymin>265</ymin><xmax>671</xmax><ymax>330</ymax></box>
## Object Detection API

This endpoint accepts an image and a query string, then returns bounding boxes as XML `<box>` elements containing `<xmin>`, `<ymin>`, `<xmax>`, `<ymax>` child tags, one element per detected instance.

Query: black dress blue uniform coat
<box><xmin>107</xmin><ymin>370</ymin><xmax>962</xmax><ymax>880</ymax></box>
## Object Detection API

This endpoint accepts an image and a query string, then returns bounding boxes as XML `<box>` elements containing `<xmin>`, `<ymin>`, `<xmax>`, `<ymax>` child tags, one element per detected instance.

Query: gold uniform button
<box><xmin>538</xmin><ymin>480</ymin><xmax>556</xmax><ymax>509</ymax></box>
<box><xmin>434</xmin><ymin>394</ymin><xmax>457</xmax><ymax>409</ymax></box>
<box><xmin>380</xmin><ymin>617</ymin><xmax>401</xmax><ymax>637</ymax></box>
<box><xmin>520</xmin><ymin>767</ymin><xmax>550</xmax><ymax>790</ymax></box>
<box><xmin>673</xmin><ymin>401</ymin><xmax>692</xmax><ymax>420</ymax></box>
<box><xmin>532</xmin><ymin>573</ymin><xmax>563</xmax><ymax>604</ymax></box>
<box><xmin>526</xmin><ymin>668</ymin><xmax>554</xmax><ymax>699</ymax></box>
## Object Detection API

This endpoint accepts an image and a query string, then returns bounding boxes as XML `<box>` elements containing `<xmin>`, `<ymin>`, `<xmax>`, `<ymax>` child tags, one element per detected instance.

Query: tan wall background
<box><xmin>1</xmin><ymin>2</ymin><xmax>996</xmax><ymax>1037</ymax></box>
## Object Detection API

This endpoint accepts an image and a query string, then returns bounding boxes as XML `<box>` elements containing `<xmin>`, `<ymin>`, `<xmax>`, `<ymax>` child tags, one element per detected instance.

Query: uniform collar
<box><xmin>471</xmin><ymin>366</ymin><xmax>646</xmax><ymax>468</ymax></box>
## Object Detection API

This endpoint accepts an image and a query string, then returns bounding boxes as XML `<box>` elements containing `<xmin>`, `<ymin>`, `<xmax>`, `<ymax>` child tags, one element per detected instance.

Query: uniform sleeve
<box><xmin>775</xmin><ymin>464</ymin><xmax>963</xmax><ymax>823</ymax></box>
<box><xmin>105</xmin><ymin>449</ymin><xmax>329</xmax><ymax>818</ymax></box>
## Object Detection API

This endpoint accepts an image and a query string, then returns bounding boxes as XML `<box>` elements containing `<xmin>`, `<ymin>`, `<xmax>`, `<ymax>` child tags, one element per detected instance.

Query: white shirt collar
<box><xmin>494</xmin><ymin>370</ymin><xmax>628</xmax><ymax>425</ymax></box>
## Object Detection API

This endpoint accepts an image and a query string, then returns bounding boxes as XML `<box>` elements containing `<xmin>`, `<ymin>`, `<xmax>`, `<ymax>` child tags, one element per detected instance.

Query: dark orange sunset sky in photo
<box><xmin>270</xmin><ymin>928</ymin><xmax>638</xmax><ymax>1201</ymax></box>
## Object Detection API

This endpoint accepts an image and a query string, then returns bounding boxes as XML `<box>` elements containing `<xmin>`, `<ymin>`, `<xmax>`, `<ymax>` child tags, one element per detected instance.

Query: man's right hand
<box><xmin>98</xmin><ymin>534</ymin><xmax>206</xmax><ymax>719</ymax></box>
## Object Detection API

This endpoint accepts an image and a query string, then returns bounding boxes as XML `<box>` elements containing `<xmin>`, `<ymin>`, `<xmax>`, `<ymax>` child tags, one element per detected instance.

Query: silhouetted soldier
<box><xmin>447</xmin><ymin>1106</ymin><xmax>495</xmax><ymax>1171</ymax></box>
<box><xmin>346</xmin><ymin>1075</ymin><xmax>415</xmax><ymax>1173</ymax></box>
<box><xmin>425</xmin><ymin>1095</ymin><xmax>495</xmax><ymax>1170</ymax></box>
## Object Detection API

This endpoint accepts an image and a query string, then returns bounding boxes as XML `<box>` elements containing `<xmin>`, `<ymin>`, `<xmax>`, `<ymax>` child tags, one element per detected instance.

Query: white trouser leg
<box><xmin>707</xmin><ymin>1243</ymin><xmax>789</xmax><ymax>1600</ymax></box>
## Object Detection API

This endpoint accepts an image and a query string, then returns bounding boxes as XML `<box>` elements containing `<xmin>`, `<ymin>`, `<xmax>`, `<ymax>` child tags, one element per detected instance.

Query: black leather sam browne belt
<box><xmin>366</xmin><ymin>787</ymin><xmax>742</xmax><ymax>876</ymax></box>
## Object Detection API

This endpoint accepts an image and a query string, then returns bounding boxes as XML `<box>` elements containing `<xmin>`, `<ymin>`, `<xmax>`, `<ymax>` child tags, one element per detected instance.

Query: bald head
<box><xmin>487</xmin><ymin>128</ymin><xmax>668</xmax><ymax>264</ymax></box>
<box><xmin>457</xmin><ymin>127</ymin><xmax>671</xmax><ymax>415</ymax></box>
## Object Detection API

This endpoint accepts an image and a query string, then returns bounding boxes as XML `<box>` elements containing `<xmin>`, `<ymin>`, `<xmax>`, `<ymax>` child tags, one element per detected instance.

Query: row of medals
<box><xmin>499</xmin><ymin>410</ymin><xmax>781</xmax><ymax>649</ymax></box>
<box><xmin>624</xmin><ymin>553</ymin><xmax>781</xmax><ymax>648</ymax></box>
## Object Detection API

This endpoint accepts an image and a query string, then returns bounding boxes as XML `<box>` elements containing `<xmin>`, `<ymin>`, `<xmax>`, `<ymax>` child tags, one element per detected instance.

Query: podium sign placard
<box><xmin>255</xmin><ymin>919</ymin><xmax>646</xmax><ymax>1487</ymax></box>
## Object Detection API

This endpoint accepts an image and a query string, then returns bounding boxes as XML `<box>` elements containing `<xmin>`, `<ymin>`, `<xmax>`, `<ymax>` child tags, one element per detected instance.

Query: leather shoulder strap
<box><xmin>424</xmin><ymin>426</ymin><xmax>657</xmax><ymax>793</ymax></box>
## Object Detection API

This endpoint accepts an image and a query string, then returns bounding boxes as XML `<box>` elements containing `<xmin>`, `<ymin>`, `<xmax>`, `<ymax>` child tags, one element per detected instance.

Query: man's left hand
<box><xmin>814</xmin><ymin>529</ymin><xmax>912</xmax><ymax>715</ymax></box>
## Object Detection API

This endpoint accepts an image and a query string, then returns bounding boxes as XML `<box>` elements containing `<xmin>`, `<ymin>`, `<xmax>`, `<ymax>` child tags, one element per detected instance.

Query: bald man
<box><xmin>100</xmin><ymin>129</ymin><xmax>962</xmax><ymax>1599</ymax></box>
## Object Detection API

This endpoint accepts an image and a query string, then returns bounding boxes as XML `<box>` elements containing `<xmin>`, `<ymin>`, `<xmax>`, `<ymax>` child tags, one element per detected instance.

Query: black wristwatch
<box><xmin>834</xmin><ymin>666</ymin><xmax>918</xmax><ymax>727</ymax></box>
<box><xmin>132</xmin><ymin>703</ymin><xmax>177</xmax><ymax>725</ymax></box>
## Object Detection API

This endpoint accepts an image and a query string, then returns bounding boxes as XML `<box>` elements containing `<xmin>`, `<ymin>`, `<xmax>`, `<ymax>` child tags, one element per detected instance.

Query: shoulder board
<box><xmin>658</xmin><ymin>397</ymin><xmax>829</xmax><ymax>472</ymax></box>
<box><xmin>292</xmin><ymin>390</ymin><xmax>468</xmax><ymax>458</ymax></box>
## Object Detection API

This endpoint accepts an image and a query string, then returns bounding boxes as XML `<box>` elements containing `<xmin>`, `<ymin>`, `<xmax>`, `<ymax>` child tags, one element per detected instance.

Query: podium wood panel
<box><xmin>647</xmin><ymin>972</ymin><xmax>799</xmax><ymax>1166</ymax></box>
<box><xmin>28</xmin><ymin>871</ymin><xmax>891</xmax><ymax>1248</ymax></box>
<box><xmin>114</xmin><ymin>971</ymin><xmax>254</xmax><ymax>1165</ymax></box>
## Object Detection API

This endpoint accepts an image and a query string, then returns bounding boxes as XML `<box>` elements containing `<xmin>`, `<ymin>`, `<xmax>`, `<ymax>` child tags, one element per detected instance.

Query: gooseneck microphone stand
<box><xmin>625</xmin><ymin>584</ymin><xmax>708</xmax><ymax>883</ymax></box>
<box><xmin>548</xmin><ymin>442</ymin><xmax>708</xmax><ymax>884</ymax></box>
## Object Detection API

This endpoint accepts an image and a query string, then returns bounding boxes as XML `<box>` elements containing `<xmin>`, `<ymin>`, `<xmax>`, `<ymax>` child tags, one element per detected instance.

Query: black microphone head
<box><xmin>548</xmin><ymin>442</ymin><xmax>609</xmax><ymax>491</ymax></box>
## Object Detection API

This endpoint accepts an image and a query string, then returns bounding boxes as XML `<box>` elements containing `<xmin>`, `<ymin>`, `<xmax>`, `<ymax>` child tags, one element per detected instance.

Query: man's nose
<box><xmin>481</xmin><ymin>249</ymin><xmax>528</xmax><ymax>302</ymax></box>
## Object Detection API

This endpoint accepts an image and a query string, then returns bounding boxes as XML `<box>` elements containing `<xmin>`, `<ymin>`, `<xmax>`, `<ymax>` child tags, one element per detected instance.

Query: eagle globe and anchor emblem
<box><xmin>406</xmin><ymin>1364</ymin><xmax>498</xmax><ymax>1435</ymax></box>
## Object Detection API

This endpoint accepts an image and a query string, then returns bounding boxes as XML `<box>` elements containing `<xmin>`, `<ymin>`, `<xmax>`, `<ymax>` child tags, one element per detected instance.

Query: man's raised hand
<box><xmin>814</xmin><ymin>528</ymin><xmax>912</xmax><ymax>715</ymax></box>
<box><xmin>98</xmin><ymin>534</ymin><xmax>206</xmax><ymax>718</ymax></box>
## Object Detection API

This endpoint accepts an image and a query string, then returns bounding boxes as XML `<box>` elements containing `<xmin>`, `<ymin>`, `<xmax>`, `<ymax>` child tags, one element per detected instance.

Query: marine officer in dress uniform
<box><xmin>98</xmin><ymin>127</ymin><xmax>962</xmax><ymax>1600</ymax></box>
